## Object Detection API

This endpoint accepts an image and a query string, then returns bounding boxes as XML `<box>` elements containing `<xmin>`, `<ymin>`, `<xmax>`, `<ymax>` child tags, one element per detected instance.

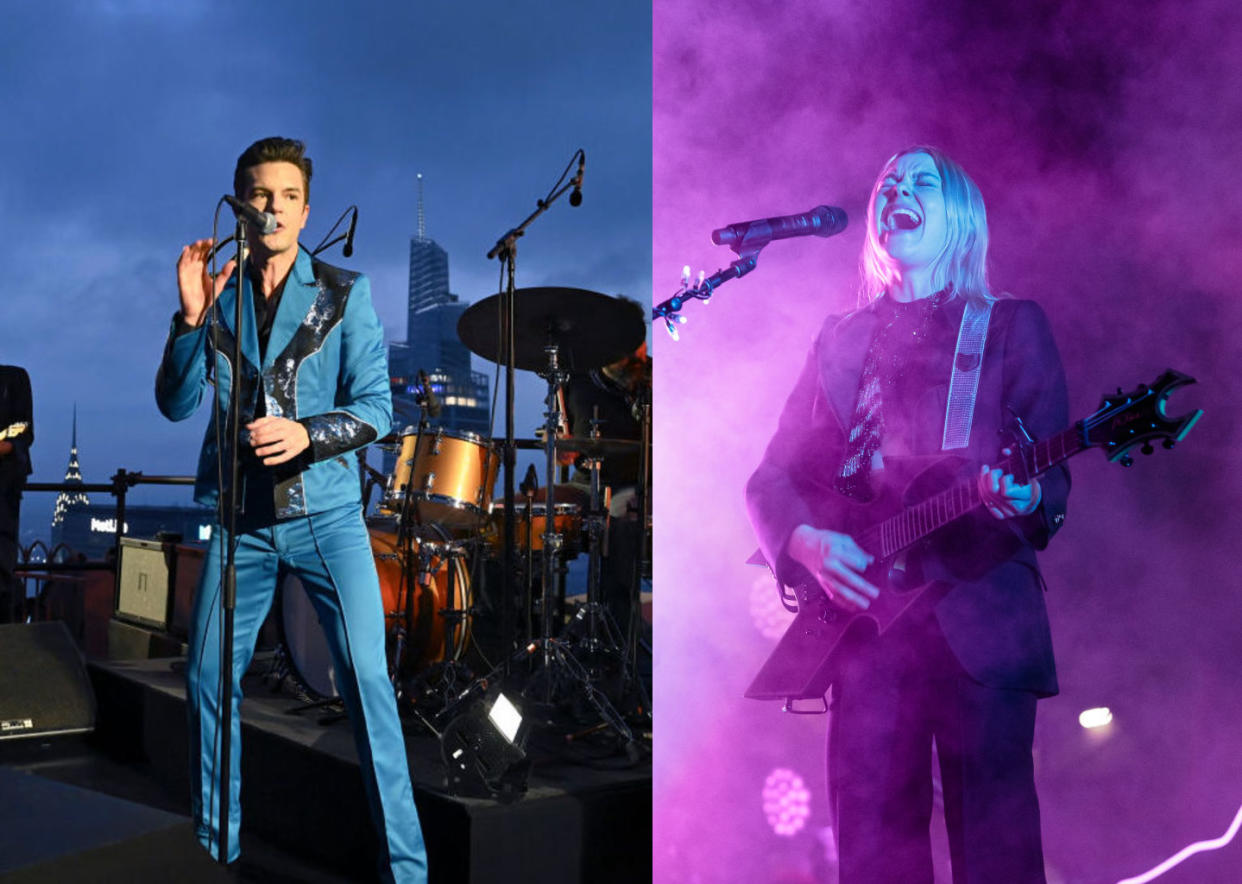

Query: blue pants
<box><xmin>186</xmin><ymin>502</ymin><xmax>428</xmax><ymax>883</ymax></box>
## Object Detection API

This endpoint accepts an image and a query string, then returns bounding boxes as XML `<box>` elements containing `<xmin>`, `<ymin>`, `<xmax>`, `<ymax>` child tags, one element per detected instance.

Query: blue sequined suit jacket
<box><xmin>155</xmin><ymin>247</ymin><xmax>391</xmax><ymax>519</ymax></box>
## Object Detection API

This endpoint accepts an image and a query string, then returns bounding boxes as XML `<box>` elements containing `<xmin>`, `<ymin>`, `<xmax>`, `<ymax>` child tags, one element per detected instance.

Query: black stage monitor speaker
<box><xmin>0</xmin><ymin>621</ymin><xmax>97</xmax><ymax>741</ymax></box>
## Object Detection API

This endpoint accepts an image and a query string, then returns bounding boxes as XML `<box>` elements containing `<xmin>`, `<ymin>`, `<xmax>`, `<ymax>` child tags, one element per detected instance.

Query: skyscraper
<box><xmin>51</xmin><ymin>405</ymin><xmax>90</xmax><ymax>539</ymax></box>
<box><xmin>388</xmin><ymin>175</ymin><xmax>490</xmax><ymax>436</ymax></box>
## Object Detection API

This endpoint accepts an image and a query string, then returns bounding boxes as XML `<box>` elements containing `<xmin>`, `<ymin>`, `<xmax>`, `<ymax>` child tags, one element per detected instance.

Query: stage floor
<box><xmin>3</xmin><ymin>653</ymin><xmax>651</xmax><ymax>883</ymax></box>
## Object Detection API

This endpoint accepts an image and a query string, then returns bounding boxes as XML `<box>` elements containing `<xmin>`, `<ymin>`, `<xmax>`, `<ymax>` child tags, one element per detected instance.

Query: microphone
<box><xmin>223</xmin><ymin>195</ymin><xmax>277</xmax><ymax>235</ymax></box>
<box><xmin>342</xmin><ymin>207</ymin><xmax>358</xmax><ymax>258</ymax></box>
<box><xmin>569</xmin><ymin>151</ymin><xmax>585</xmax><ymax>207</ymax></box>
<box><xmin>711</xmin><ymin>205</ymin><xmax>847</xmax><ymax>248</ymax></box>
<box><xmin>418</xmin><ymin>369</ymin><xmax>442</xmax><ymax>418</ymax></box>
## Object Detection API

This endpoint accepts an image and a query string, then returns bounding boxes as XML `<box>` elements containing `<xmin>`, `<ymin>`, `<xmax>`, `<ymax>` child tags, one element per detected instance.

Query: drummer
<box><xmin>557</xmin><ymin>297</ymin><xmax>650</xmax><ymax>629</ymax></box>
<box><xmin>559</xmin><ymin>339</ymin><xmax>649</xmax><ymax>513</ymax></box>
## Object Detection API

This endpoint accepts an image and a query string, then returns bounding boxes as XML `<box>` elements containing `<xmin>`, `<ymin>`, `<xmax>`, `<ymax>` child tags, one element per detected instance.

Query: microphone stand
<box><xmin>216</xmin><ymin>215</ymin><xmax>248</xmax><ymax>866</ymax></box>
<box><xmin>311</xmin><ymin>205</ymin><xmax>359</xmax><ymax>258</ymax></box>
<box><xmin>652</xmin><ymin>247</ymin><xmax>761</xmax><ymax>339</ymax></box>
<box><xmin>481</xmin><ymin>157</ymin><xmax>634</xmax><ymax>754</ymax></box>
<box><xmin>654</xmin><ymin>207</ymin><xmax>850</xmax><ymax>335</ymax></box>
<box><xmin>485</xmin><ymin>152</ymin><xmax>581</xmax><ymax>673</ymax></box>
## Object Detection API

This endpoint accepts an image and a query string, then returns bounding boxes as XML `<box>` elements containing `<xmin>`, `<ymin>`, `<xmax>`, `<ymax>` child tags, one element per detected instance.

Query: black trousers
<box><xmin>0</xmin><ymin>492</ymin><xmax>20</xmax><ymax>622</ymax></box>
<box><xmin>828</xmin><ymin>610</ymin><xmax>1045</xmax><ymax>884</ymax></box>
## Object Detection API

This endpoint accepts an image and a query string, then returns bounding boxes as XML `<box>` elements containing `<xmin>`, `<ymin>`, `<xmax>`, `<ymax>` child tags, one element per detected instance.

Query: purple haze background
<box><xmin>653</xmin><ymin>1</ymin><xmax>1241</xmax><ymax>882</ymax></box>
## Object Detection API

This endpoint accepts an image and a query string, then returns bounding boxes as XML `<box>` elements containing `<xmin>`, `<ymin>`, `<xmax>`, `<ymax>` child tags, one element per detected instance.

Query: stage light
<box><xmin>488</xmin><ymin>691</ymin><xmax>522</xmax><ymax>743</ymax></box>
<box><xmin>749</xmin><ymin>573</ymin><xmax>795</xmax><ymax>641</ymax></box>
<box><xmin>440</xmin><ymin>690</ymin><xmax>531</xmax><ymax>802</ymax></box>
<box><xmin>1079</xmin><ymin>707</ymin><xmax>1113</xmax><ymax>729</ymax></box>
<box><xmin>762</xmin><ymin>767</ymin><xmax>811</xmax><ymax>837</ymax></box>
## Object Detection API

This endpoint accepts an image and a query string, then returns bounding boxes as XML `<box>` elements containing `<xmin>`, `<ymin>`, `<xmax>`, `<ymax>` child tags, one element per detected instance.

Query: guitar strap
<box><xmin>941</xmin><ymin>296</ymin><xmax>994</xmax><ymax>450</ymax></box>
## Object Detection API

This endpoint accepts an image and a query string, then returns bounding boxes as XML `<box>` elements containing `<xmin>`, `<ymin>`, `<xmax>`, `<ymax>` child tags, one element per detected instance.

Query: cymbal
<box><xmin>457</xmin><ymin>287</ymin><xmax>645</xmax><ymax>372</ymax></box>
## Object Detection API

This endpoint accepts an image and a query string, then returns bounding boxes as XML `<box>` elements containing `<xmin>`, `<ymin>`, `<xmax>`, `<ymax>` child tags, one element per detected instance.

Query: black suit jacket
<box><xmin>745</xmin><ymin>295</ymin><xmax>1070</xmax><ymax>695</ymax></box>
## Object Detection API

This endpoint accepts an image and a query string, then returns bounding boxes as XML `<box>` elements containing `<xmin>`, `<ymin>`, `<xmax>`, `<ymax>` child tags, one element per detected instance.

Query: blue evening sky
<box><xmin>0</xmin><ymin>1</ymin><xmax>652</xmax><ymax>543</ymax></box>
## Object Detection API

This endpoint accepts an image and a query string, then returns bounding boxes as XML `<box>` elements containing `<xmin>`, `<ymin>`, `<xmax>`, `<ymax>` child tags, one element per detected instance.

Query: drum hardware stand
<box><xmin>402</xmin><ymin>538</ymin><xmax>477</xmax><ymax>719</ymax></box>
<box><xmin>560</xmin><ymin>415</ymin><xmax>631</xmax><ymax>684</ymax></box>
<box><xmin>517</xmin><ymin>467</ymin><xmax>539</xmax><ymax>646</ymax></box>
<box><xmin>285</xmin><ymin>693</ymin><xmax>347</xmax><ymax>725</ymax></box>
<box><xmin>434</xmin><ymin>341</ymin><xmax>636</xmax><ymax>750</ymax></box>
<box><xmin>387</xmin><ymin>425</ymin><xmax>423</xmax><ymax>703</ymax></box>
<box><xmin>387</xmin><ymin>375</ymin><xmax>445</xmax><ymax>703</ymax></box>
<box><xmin>621</xmin><ymin>395</ymin><xmax>653</xmax><ymax>724</ymax></box>
<box><xmin>536</xmin><ymin>343</ymin><xmax>570</xmax><ymax>651</ymax></box>
<box><xmin>361</xmin><ymin>462</ymin><xmax>388</xmax><ymax>514</ymax></box>
<box><xmin>486</xmin><ymin>345</ymin><xmax>634</xmax><ymax>750</ymax></box>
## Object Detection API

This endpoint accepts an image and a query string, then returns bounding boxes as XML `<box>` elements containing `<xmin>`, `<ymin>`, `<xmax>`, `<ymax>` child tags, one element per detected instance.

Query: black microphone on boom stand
<box><xmin>418</xmin><ymin>369</ymin><xmax>442</xmax><ymax>418</ymax></box>
<box><xmin>569</xmin><ymin>151</ymin><xmax>585</xmax><ymax>207</ymax></box>
<box><xmin>342</xmin><ymin>207</ymin><xmax>358</xmax><ymax>258</ymax></box>
<box><xmin>222</xmin><ymin>195</ymin><xmax>277</xmax><ymax>235</ymax></box>
<box><xmin>710</xmin><ymin>204</ymin><xmax>848</xmax><ymax>248</ymax></box>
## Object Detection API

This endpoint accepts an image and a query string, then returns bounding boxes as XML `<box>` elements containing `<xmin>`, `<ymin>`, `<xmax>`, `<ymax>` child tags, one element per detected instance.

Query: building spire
<box><xmin>416</xmin><ymin>173</ymin><xmax>426</xmax><ymax>241</ymax></box>
<box><xmin>52</xmin><ymin>404</ymin><xmax>89</xmax><ymax>527</ymax></box>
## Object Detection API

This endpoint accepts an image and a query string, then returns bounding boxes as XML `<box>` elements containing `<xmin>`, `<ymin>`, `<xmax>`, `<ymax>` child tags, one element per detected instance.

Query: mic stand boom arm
<box><xmin>653</xmin><ymin>246</ymin><xmax>762</xmax><ymax>339</ymax></box>
<box><xmin>653</xmin><ymin>216</ymin><xmax>791</xmax><ymax>335</ymax></box>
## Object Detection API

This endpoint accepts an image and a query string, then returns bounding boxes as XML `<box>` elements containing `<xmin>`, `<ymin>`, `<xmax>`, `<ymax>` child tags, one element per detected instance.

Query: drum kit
<box><xmin>275</xmin><ymin>286</ymin><xmax>651</xmax><ymax>744</ymax></box>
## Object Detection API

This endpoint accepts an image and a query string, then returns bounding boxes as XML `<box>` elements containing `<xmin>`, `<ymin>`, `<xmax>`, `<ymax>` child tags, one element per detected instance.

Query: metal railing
<box><xmin>21</xmin><ymin>470</ymin><xmax>195</xmax><ymax>569</ymax></box>
<box><xmin>11</xmin><ymin>471</ymin><xmax>195</xmax><ymax>625</ymax></box>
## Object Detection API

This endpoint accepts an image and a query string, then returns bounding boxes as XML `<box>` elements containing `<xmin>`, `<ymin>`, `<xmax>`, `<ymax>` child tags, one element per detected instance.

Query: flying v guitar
<box><xmin>745</xmin><ymin>369</ymin><xmax>1202</xmax><ymax>704</ymax></box>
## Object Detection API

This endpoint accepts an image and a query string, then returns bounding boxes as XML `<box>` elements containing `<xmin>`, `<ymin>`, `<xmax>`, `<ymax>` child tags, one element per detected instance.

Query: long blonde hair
<box><xmin>858</xmin><ymin>146</ymin><xmax>998</xmax><ymax>307</ymax></box>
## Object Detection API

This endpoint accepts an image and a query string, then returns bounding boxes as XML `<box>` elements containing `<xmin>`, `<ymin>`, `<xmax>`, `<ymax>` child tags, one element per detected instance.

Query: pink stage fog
<box><xmin>653</xmin><ymin>1</ymin><xmax>1242</xmax><ymax>882</ymax></box>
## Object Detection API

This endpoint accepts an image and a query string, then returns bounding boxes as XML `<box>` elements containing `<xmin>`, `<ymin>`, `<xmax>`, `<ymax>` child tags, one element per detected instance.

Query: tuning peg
<box><xmin>664</xmin><ymin>314</ymin><xmax>687</xmax><ymax>341</ymax></box>
<box><xmin>1141</xmin><ymin>443</ymin><xmax>1154</xmax><ymax>455</ymax></box>
<box><xmin>1119</xmin><ymin>454</ymin><xmax>1134</xmax><ymax>467</ymax></box>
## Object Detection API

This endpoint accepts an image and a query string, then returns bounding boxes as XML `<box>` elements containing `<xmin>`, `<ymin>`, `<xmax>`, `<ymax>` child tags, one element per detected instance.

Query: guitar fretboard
<box><xmin>860</xmin><ymin>424</ymin><xmax>1088</xmax><ymax>558</ymax></box>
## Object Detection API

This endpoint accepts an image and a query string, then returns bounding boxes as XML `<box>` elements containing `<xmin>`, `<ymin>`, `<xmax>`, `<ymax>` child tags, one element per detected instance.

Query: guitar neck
<box><xmin>862</xmin><ymin>423</ymin><xmax>1090</xmax><ymax>559</ymax></box>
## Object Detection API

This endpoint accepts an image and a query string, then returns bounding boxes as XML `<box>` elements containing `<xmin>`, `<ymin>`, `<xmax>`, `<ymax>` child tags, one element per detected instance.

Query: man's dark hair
<box><xmin>233</xmin><ymin>137</ymin><xmax>313</xmax><ymax>201</ymax></box>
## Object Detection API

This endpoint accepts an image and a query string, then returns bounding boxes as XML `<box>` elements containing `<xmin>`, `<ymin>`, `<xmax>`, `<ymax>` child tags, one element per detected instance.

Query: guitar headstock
<box><xmin>1083</xmin><ymin>369</ymin><xmax>1203</xmax><ymax>465</ymax></box>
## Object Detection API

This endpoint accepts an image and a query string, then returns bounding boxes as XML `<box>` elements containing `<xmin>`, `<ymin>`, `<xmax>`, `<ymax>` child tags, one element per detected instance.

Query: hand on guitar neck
<box><xmin>788</xmin><ymin>464</ymin><xmax>1040</xmax><ymax>612</ymax></box>
<box><xmin>978</xmin><ymin>464</ymin><xmax>1042</xmax><ymax>520</ymax></box>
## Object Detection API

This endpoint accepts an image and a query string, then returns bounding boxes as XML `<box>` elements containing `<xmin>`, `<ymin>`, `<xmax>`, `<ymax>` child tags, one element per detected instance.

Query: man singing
<box><xmin>156</xmin><ymin>137</ymin><xmax>427</xmax><ymax>882</ymax></box>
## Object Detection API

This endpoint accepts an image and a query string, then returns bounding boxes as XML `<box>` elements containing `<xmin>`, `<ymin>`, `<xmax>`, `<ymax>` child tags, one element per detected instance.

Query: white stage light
<box><xmin>1079</xmin><ymin>707</ymin><xmax>1113</xmax><ymax>729</ymax></box>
